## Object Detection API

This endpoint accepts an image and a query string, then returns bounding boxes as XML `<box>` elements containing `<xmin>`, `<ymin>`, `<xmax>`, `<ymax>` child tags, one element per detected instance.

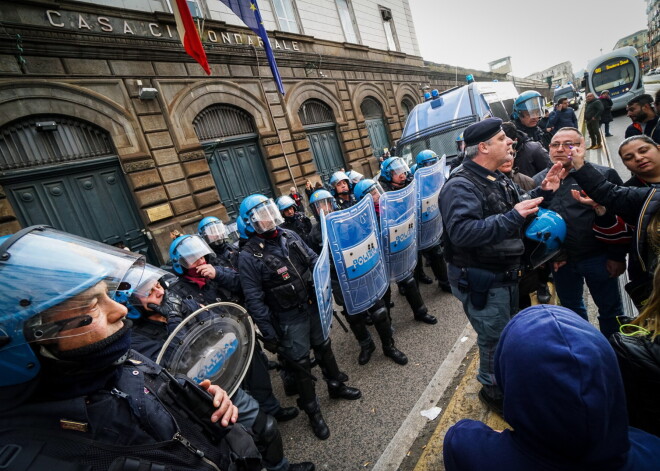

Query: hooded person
<box><xmin>443</xmin><ymin>305</ymin><xmax>660</xmax><ymax>471</ymax></box>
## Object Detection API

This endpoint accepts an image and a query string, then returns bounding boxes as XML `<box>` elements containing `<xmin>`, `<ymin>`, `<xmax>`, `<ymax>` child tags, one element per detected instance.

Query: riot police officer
<box><xmin>276</xmin><ymin>195</ymin><xmax>312</xmax><ymax>243</ymax></box>
<box><xmin>308</xmin><ymin>188</ymin><xmax>408</xmax><ymax>366</ymax></box>
<box><xmin>117</xmin><ymin>265</ymin><xmax>313</xmax><ymax>471</ymax></box>
<box><xmin>0</xmin><ymin>226</ymin><xmax>262</xmax><ymax>471</ymax></box>
<box><xmin>199</xmin><ymin>216</ymin><xmax>240</xmax><ymax>271</ymax></box>
<box><xmin>439</xmin><ymin>118</ymin><xmax>564</xmax><ymax>413</ymax></box>
<box><xmin>378</xmin><ymin>156</ymin><xmax>438</xmax><ymax>324</ymax></box>
<box><xmin>328</xmin><ymin>170</ymin><xmax>356</xmax><ymax>210</ymax></box>
<box><xmin>237</xmin><ymin>194</ymin><xmax>361</xmax><ymax>440</ymax></box>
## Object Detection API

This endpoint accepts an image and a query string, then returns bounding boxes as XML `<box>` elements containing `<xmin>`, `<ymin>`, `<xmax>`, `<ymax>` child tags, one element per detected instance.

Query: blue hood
<box><xmin>495</xmin><ymin>305</ymin><xmax>629</xmax><ymax>468</ymax></box>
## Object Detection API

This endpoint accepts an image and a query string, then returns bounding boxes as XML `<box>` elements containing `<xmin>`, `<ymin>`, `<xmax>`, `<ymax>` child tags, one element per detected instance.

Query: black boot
<box><xmin>327</xmin><ymin>380</ymin><xmax>362</xmax><ymax>400</ymax></box>
<box><xmin>272</xmin><ymin>406</ymin><xmax>299</xmax><ymax>422</ymax></box>
<box><xmin>414</xmin><ymin>306</ymin><xmax>437</xmax><ymax>325</ymax></box>
<box><xmin>313</xmin><ymin>339</ymin><xmax>362</xmax><ymax>400</ymax></box>
<box><xmin>358</xmin><ymin>340</ymin><xmax>376</xmax><ymax>365</ymax></box>
<box><xmin>348</xmin><ymin>317</ymin><xmax>374</xmax><ymax>366</ymax></box>
<box><xmin>298</xmin><ymin>398</ymin><xmax>330</xmax><ymax>440</ymax></box>
<box><xmin>372</xmin><ymin>308</ymin><xmax>408</xmax><ymax>365</ymax></box>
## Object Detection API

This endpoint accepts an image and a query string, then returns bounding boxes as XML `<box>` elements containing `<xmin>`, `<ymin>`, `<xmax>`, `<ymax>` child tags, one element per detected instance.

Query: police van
<box><xmin>396</xmin><ymin>81</ymin><xmax>519</xmax><ymax>168</ymax></box>
<box><xmin>552</xmin><ymin>83</ymin><xmax>581</xmax><ymax>110</ymax></box>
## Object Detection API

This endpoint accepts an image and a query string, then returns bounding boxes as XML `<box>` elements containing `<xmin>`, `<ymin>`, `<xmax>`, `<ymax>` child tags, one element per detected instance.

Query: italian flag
<box><xmin>172</xmin><ymin>0</ymin><xmax>211</xmax><ymax>75</ymax></box>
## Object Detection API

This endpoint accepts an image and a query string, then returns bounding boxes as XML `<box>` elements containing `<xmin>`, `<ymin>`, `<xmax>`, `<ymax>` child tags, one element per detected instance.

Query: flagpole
<box><xmin>251</xmin><ymin>45</ymin><xmax>297</xmax><ymax>190</ymax></box>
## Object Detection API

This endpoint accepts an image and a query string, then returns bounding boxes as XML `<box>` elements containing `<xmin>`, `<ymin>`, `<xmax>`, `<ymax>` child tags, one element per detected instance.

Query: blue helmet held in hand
<box><xmin>524</xmin><ymin>208</ymin><xmax>567</xmax><ymax>269</ymax></box>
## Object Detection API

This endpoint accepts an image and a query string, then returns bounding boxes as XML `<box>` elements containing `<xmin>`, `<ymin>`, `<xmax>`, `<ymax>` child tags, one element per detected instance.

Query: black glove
<box><xmin>261</xmin><ymin>337</ymin><xmax>280</xmax><ymax>354</ymax></box>
<box><xmin>148</xmin><ymin>292</ymin><xmax>184</xmax><ymax>321</ymax></box>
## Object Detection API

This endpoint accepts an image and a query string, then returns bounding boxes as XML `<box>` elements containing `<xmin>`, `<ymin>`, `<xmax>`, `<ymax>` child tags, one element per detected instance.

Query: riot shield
<box><xmin>156</xmin><ymin>302</ymin><xmax>255</xmax><ymax>397</ymax></box>
<box><xmin>379</xmin><ymin>181</ymin><xmax>418</xmax><ymax>282</ymax></box>
<box><xmin>416</xmin><ymin>155</ymin><xmax>447</xmax><ymax>250</ymax></box>
<box><xmin>313</xmin><ymin>211</ymin><xmax>334</xmax><ymax>340</ymax></box>
<box><xmin>326</xmin><ymin>195</ymin><xmax>389</xmax><ymax>315</ymax></box>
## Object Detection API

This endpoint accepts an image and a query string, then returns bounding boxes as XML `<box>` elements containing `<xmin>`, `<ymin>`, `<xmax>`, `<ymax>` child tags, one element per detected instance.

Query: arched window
<box><xmin>193</xmin><ymin>104</ymin><xmax>257</xmax><ymax>141</ymax></box>
<box><xmin>299</xmin><ymin>99</ymin><xmax>335</xmax><ymax>126</ymax></box>
<box><xmin>360</xmin><ymin>96</ymin><xmax>384</xmax><ymax>119</ymax></box>
<box><xmin>401</xmin><ymin>96</ymin><xmax>416</xmax><ymax>121</ymax></box>
<box><xmin>0</xmin><ymin>115</ymin><xmax>114</xmax><ymax>171</ymax></box>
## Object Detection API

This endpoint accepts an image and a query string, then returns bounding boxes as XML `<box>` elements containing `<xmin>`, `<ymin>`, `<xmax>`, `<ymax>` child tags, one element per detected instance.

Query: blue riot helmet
<box><xmin>380</xmin><ymin>157</ymin><xmax>410</xmax><ymax>182</ymax></box>
<box><xmin>524</xmin><ymin>208</ymin><xmax>567</xmax><ymax>269</ymax></box>
<box><xmin>345</xmin><ymin>170</ymin><xmax>365</xmax><ymax>189</ymax></box>
<box><xmin>410</xmin><ymin>163</ymin><xmax>418</xmax><ymax>175</ymax></box>
<box><xmin>354</xmin><ymin>179</ymin><xmax>384</xmax><ymax>205</ymax></box>
<box><xmin>169</xmin><ymin>234</ymin><xmax>214</xmax><ymax>275</ymax></box>
<box><xmin>236</xmin><ymin>217</ymin><xmax>253</xmax><ymax>240</ymax></box>
<box><xmin>276</xmin><ymin>195</ymin><xmax>297</xmax><ymax>214</ymax></box>
<box><xmin>198</xmin><ymin>216</ymin><xmax>228</xmax><ymax>246</ymax></box>
<box><xmin>239</xmin><ymin>194</ymin><xmax>283</xmax><ymax>234</ymax></box>
<box><xmin>512</xmin><ymin>90</ymin><xmax>545</xmax><ymax>120</ymax></box>
<box><xmin>456</xmin><ymin>132</ymin><xmax>465</xmax><ymax>152</ymax></box>
<box><xmin>309</xmin><ymin>189</ymin><xmax>336</xmax><ymax>216</ymax></box>
<box><xmin>114</xmin><ymin>263</ymin><xmax>170</xmax><ymax>319</ymax></box>
<box><xmin>329</xmin><ymin>171</ymin><xmax>350</xmax><ymax>195</ymax></box>
<box><xmin>416</xmin><ymin>149</ymin><xmax>439</xmax><ymax>168</ymax></box>
<box><xmin>0</xmin><ymin>226</ymin><xmax>145</xmax><ymax>387</ymax></box>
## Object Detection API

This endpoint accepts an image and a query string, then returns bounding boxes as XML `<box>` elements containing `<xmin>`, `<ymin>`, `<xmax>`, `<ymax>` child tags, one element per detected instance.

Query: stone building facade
<box><xmin>0</xmin><ymin>0</ymin><xmax>508</xmax><ymax>262</ymax></box>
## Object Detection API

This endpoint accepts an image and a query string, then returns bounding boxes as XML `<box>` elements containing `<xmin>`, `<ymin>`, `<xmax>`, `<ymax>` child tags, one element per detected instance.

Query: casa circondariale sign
<box><xmin>44</xmin><ymin>9</ymin><xmax>302</xmax><ymax>52</ymax></box>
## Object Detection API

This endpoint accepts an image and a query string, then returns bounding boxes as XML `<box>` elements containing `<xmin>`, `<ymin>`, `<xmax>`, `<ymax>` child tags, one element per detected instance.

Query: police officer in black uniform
<box><xmin>329</xmin><ymin>171</ymin><xmax>356</xmax><ymax>210</ymax></box>
<box><xmin>237</xmin><ymin>194</ymin><xmax>361</xmax><ymax>441</ymax></box>
<box><xmin>439</xmin><ymin>118</ymin><xmax>564</xmax><ymax>414</ymax></box>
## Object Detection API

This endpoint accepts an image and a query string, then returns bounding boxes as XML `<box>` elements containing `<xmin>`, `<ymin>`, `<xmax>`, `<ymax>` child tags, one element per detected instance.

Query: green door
<box><xmin>5</xmin><ymin>161</ymin><xmax>157</xmax><ymax>263</ymax></box>
<box><xmin>306</xmin><ymin>125</ymin><xmax>345</xmax><ymax>182</ymax></box>
<box><xmin>206</xmin><ymin>139</ymin><xmax>274</xmax><ymax>218</ymax></box>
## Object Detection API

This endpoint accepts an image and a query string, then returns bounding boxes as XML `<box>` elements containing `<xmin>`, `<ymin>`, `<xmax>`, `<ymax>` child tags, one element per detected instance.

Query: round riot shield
<box><xmin>156</xmin><ymin>302</ymin><xmax>255</xmax><ymax>397</ymax></box>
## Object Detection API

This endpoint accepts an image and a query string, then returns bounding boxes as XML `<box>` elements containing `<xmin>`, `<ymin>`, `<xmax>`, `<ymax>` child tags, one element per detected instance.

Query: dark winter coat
<box><xmin>600</xmin><ymin>96</ymin><xmax>614</xmax><ymax>123</ymax></box>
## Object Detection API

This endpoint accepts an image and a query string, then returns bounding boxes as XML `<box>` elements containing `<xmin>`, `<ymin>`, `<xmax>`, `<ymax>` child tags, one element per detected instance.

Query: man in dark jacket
<box><xmin>546</xmin><ymin>98</ymin><xmax>578</xmax><ymax>135</ymax></box>
<box><xmin>625</xmin><ymin>94</ymin><xmax>660</xmax><ymax>143</ymax></box>
<box><xmin>534</xmin><ymin>127</ymin><xmax>625</xmax><ymax>337</ymax></box>
<box><xmin>443</xmin><ymin>305</ymin><xmax>660</xmax><ymax>471</ymax></box>
<box><xmin>502</xmin><ymin>121</ymin><xmax>551</xmax><ymax>178</ymax></box>
<box><xmin>600</xmin><ymin>90</ymin><xmax>614</xmax><ymax>137</ymax></box>
<box><xmin>440</xmin><ymin>118</ymin><xmax>563</xmax><ymax>413</ymax></box>
<box><xmin>585</xmin><ymin>92</ymin><xmax>605</xmax><ymax>149</ymax></box>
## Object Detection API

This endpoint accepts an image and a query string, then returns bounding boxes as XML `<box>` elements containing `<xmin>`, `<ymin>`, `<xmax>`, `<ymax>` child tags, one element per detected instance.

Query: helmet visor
<box><xmin>200</xmin><ymin>220</ymin><xmax>228</xmax><ymax>244</ymax></box>
<box><xmin>389</xmin><ymin>159</ymin><xmax>410</xmax><ymax>178</ymax></box>
<box><xmin>314</xmin><ymin>198</ymin><xmax>335</xmax><ymax>215</ymax></box>
<box><xmin>348</xmin><ymin>171</ymin><xmax>364</xmax><ymax>184</ymax></box>
<box><xmin>0</xmin><ymin>227</ymin><xmax>145</xmax><ymax>346</ymax></box>
<box><xmin>518</xmin><ymin>96</ymin><xmax>545</xmax><ymax>119</ymax></box>
<box><xmin>130</xmin><ymin>264</ymin><xmax>170</xmax><ymax>301</ymax></box>
<box><xmin>176</xmin><ymin>236</ymin><xmax>213</xmax><ymax>268</ymax></box>
<box><xmin>249</xmin><ymin>199</ymin><xmax>284</xmax><ymax>234</ymax></box>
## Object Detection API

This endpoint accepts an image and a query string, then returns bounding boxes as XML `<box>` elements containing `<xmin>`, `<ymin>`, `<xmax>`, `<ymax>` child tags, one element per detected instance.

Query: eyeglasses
<box><xmin>549</xmin><ymin>141</ymin><xmax>576</xmax><ymax>150</ymax></box>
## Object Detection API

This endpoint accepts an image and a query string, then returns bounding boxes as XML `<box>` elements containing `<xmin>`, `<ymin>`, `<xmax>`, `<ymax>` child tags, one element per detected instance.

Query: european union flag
<box><xmin>219</xmin><ymin>0</ymin><xmax>285</xmax><ymax>95</ymax></box>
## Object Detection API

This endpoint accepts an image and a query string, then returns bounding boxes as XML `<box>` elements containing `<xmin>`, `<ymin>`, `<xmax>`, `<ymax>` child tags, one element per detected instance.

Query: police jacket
<box><xmin>512</xmin><ymin>130</ymin><xmax>551</xmax><ymax>178</ymax></box>
<box><xmin>334</xmin><ymin>194</ymin><xmax>355</xmax><ymax>210</ymax></box>
<box><xmin>169</xmin><ymin>266</ymin><xmax>241</xmax><ymax>307</ymax></box>
<box><xmin>131</xmin><ymin>316</ymin><xmax>169</xmax><ymax>361</ymax></box>
<box><xmin>440</xmin><ymin>159</ymin><xmax>552</xmax><ymax>272</ymax></box>
<box><xmin>238</xmin><ymin>229</ymin><xmax>318</xmax><ymax>341</ymax></box>
<box><xmin>625</xmin><ymin>115</ymin><xmax>660</xmax><ymax>144</ymax></box>
<box><xmin>281</xmin><ymin>212</ymin><xmax>313</xmax><ymax>244</ymax></box>
<box><xmin>0</xmin><ymin>350</ymin><xmax>261</xmax><ymax>471</ymax></box>
<box><xmin>534</xmin><ymin>163</ymin><xmax>626</xmax><ymax>263</ymax></box>
<box><xmin>514</xmin><ymin>120</ymin><xmax>549</xmax><ymax>149</ymax></box>
<box><xmin>208</xmin><ymin>245</ymin><xmax>243</xmax><ymax>303</ymax></box>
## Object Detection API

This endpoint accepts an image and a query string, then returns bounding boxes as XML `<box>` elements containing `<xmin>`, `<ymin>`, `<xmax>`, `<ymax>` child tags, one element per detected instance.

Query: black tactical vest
<box><xmin>444</xmin><ymin>165</ymin><xmax>525</xmax><ymax>272</ymax></box>
<box><xmin>242</xmin><ymin>231</ymin><xmax>314</xmax><ymax>312</ymax></box>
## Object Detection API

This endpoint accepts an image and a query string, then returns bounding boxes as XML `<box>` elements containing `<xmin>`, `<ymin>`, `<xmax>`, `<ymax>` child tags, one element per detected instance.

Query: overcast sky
<box><xmin>409</xmin><ymin>0</ymin><xmax>648</xmax><ymax>77</ymax></box>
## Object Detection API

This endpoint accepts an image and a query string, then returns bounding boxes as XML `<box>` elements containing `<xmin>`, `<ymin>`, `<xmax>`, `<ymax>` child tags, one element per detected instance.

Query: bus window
<box><xmin>592</xmin><ymin>57</ymin><xmax>635</xmax><ymax>97</ymax></box>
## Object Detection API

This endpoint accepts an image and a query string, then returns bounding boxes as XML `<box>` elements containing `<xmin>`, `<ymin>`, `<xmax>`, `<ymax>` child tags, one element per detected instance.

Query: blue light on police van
<box><xmin>431</xmin><ymin>89</ymin><xmax>439</xmax><ymax>98</ymax></box>
<box><xmin>424</xmin><ymin>92</ymin><xmax>431</xmax><ymax>101</ymax></box>
<box><xmin>466</xmin><ymin>74</ymin><xmax>474</xmax><ymax>84</ymax></box>
<box><xmin>493</xmin><ymin>79</ymin><xmax>498</xmax><ymax>82</ymax></box>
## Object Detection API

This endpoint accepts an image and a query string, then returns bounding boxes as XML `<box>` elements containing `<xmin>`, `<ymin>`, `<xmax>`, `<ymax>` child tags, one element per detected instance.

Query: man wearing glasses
<box><xmin>533</xmin><ymin>127</ymin><xmax>626</xmax><ymax>338</ymax></box>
